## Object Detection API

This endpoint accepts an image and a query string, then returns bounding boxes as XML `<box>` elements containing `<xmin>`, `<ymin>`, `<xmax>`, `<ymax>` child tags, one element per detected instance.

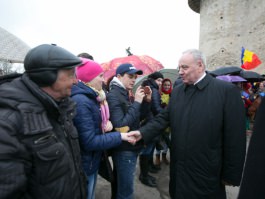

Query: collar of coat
<box><xmin>184</xmin><ymin>73</ymin><xmax>213</xmax><ymax>91</ymax></box>
<box><xmin>196</xmin><ymin>73</ymin><xmax>212</xmax><ymax>90</ymax></box>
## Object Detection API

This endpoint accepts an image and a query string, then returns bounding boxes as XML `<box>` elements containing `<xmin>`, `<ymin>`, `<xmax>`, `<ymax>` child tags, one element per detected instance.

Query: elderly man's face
<box><xmin>42</xmin><ymin>68</ymin><xmax>77</xmax><ymax>101</ymax></box>
<box><xmin>178</xmin><ymin>53</ymin><xmax>204</xmax><ymax>85</ymax></box>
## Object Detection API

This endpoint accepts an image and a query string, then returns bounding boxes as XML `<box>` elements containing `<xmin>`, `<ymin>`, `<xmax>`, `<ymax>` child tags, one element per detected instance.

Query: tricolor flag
<box><xmin>241</xmin><ymin>47</ymin><xmax>262</xmax><ymax>70</ymax></box>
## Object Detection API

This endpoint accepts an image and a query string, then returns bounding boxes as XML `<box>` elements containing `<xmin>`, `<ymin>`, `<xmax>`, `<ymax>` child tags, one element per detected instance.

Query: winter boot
<box><xmin>162</xmin><ymin>153</ymin><xmax>169</xmax><ymax>165</ymax></box>
<box><xmin>155</xmin><ymin>154</ymin><xmax>161</xmax><ymax>166</ymax></box>
<box><xmin>139</xmin><ymin>155</ymin><xmax>157</xmax><ymax>187</ymax></box>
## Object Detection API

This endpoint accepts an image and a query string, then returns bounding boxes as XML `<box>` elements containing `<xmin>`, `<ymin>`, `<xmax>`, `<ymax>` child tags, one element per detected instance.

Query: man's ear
<box><xmin>198</xmin><ymin>60</ymin><xmax>205</xmax><ymax>71</ymax></box>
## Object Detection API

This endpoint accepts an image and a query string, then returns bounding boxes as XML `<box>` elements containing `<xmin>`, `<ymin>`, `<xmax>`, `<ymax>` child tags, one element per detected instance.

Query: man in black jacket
<box><xmin>0</xmin><ymin>44</ymin><xmax>87</xmax><ymax>199</ymax></box>
<box><xmin>107</xmin><ymin>63</ymin><xmax>151</xmax><ymax>199</ymax></box>
<box><xmin>138</xmin><ymin>71</ymin><xmax>164</xmax><ymax>187</ymax></box>
<box><xmin>128</xmin><ymin>49</ymin><xmax>246</xmax><ymax>199</ymax></box>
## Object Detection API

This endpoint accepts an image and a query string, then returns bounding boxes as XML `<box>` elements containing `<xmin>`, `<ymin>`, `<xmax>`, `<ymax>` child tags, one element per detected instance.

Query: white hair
<box><xmin>182</xmin><ymin>49</ymin><xmax>207</xmax><ymax>68</ymax></box>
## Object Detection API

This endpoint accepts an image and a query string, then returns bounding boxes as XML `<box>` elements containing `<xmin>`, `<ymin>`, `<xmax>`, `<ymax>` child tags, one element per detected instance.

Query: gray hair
<box><xmin>182</xmin><ymin>49</ymin><xmax>207</xmax><ymax>68</ymax></box>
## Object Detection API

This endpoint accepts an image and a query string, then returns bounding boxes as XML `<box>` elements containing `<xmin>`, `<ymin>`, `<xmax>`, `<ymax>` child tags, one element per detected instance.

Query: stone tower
<box><xmin>188</xmin><ymin>0</ymin><xmax>265</xmax><ymax>74</ymax></box>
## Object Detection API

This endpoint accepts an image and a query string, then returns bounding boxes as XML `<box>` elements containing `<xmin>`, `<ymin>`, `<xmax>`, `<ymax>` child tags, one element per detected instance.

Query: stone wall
<box><xmin>189</xmin><ymin>0</ymin><xmax>265</xmax><ymax>73</ymax></box>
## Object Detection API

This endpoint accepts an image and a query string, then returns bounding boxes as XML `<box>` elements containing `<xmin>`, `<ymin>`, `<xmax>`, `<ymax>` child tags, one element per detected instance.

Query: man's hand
<box><xmin>143</xmin><ymin>86</ymin><xmax>152</xmax><ymax>102</ymax></box>
<box><xmin>120</xmin><ymin>133</ymin><xmax>136</xmax><ymax>145</ymax></box>
<box><xmin>127</xmin><ymin>130</ymin><xmax>142</xmax><ymax>142</ymax></box>
<box><xmin>134</xmin><ymin>86</ymin><xmax>145</xmax><ymax>103</ymax></box>
<box><xmin>104</xmin><ymin>120</ymin><xmax>113</xmax><ymax>132</ymax></box>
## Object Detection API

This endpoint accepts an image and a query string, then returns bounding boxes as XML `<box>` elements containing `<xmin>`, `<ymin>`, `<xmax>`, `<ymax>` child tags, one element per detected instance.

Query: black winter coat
<box><xmin>107</xmin><ymin>83</ymin><xmax>150</xmax><ymax>151</ymax></box>
<box><xmin>142</xmin><ymin>78</ymin><xmax>163</xmax><ymax>117</ymax></box>
<box><xmin>141</xmin><ymin>78</ymin><xmax>163</xmax><ymax>142</ymax></box>
<box><xmin>0</xmin><ymin>74</ymin><xmax>87</xmax><ymax>199</ymax></box>
<box><xmin>140</xmin><ymin>74</ymin><xmax>246</xmax><ymax>199</ymax></box>
<box><xmin>238</xmin><ymin>97</ymin><xmax>265</xmax><ymax>199</ymax></box>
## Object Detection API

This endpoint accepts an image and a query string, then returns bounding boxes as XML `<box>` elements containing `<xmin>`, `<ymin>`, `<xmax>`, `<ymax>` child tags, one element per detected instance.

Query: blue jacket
<box><xmin>71</xmin><ymin>81</ymin><xmax>122</xmax><ymax>175</ymax></box>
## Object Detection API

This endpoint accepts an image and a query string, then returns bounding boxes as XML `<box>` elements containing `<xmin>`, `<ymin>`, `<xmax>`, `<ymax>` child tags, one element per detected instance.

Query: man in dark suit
<box><xmin>128</xmin><ymin>49</ymin><xmax>246</xmax><ymax>199</ymax></box>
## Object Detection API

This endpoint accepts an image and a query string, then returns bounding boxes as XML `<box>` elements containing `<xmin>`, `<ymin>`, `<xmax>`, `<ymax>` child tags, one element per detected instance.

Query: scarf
<box><xmin>161</xmin><ymin>93</ymin><xmax>170</xmax><ymax>105</ymax></box>
<box><xmin>85</xmin><ymin>83</ymin><xmax>110</xmax><ymax>133</ymax></box>
<box><xmin>109</xmin><ymin>76</ymin><xmax>126</xmax><ymax>90</ymax></box>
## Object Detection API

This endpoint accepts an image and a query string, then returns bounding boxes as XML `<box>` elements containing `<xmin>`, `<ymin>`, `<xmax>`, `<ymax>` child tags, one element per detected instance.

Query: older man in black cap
<box><xmin>0</xmin><ymin>44</ymin><xmax>87</xmax><ymax>199</ymax></box>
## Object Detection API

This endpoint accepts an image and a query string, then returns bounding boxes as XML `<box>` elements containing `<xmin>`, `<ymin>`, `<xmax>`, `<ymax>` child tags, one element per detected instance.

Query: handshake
<box><xmin>119</xmin><ymin>130</ymin><xmax>143</xmax><ymax>145</ymax></box>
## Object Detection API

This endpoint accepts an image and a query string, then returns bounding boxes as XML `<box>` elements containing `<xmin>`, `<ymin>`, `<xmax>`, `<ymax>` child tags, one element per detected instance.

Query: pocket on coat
<box><xmin>33</xmin><ymin>137</ymin><xmax>70</xmax><ymax>185</ymax></box>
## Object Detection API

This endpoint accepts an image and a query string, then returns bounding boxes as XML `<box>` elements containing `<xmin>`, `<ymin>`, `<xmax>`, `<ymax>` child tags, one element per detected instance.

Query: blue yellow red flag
<box><xmin>241</xmin><ymin>47</ymin><xmax>262</xmax><ymax>70</ymax></box>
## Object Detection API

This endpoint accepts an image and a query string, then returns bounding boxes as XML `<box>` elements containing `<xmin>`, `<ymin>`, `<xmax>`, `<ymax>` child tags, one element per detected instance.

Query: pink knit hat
<box><xmin>76</xmin><ymin>58</ymin><xmax>103</xmax><ymax>83</ymax></box>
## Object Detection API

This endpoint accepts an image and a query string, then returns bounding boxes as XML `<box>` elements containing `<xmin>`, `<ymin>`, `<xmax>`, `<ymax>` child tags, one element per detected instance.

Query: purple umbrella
<box><xmin>216</xmin><ymin>75</ymin><xmax>247</xmax><ymax>82</ymax></box>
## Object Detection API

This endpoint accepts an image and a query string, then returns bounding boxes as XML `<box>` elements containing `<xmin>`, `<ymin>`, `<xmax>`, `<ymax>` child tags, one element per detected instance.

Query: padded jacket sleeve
<box><xmin>0</xmin><ymin>110</ymin><xmax>28</xmax><ymax>199</ymax></box>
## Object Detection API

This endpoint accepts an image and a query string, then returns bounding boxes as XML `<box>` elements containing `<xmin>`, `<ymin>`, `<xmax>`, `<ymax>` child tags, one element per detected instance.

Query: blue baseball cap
<box><xmin>116</xmin><ymin>63</ymin><xmax>143</xmax><ymax>76</ymax></box>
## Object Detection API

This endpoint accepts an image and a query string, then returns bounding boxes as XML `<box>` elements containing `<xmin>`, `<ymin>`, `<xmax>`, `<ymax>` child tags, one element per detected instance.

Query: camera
<box><xmin>143</xmin><ymin>86</ymin><xmax>151</xmax><ymax>95</ymax></box>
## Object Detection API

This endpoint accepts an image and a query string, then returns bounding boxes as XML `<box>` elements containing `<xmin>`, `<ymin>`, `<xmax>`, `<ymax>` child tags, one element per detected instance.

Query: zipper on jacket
<box><xmin>34</xmin><ymin>134</ymin><xmax>56</xmax><ymax>144</ymax></box>
<box><xmin>61</xmin><ymin>124</ymin><xmax>68</xmax><ymax>137</ymax></box>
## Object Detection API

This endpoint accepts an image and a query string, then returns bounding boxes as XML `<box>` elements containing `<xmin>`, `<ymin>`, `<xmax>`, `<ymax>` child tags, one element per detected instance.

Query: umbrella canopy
<box><xmin>239</xmin><ymin>70</ymin><xmax>264</xmax><ymax>82</ymax></box>
<box><xmin>133</xmin><ymin>68</ymin><xmax>179</xmax><ymax>93</ymax></box>
<box><xmin>101</xmin><ymin>55</ymin><xmax>164</xmax><ymax>82</ymax></box>
<box><xmin>209</xmin><ymin>66</ymin><xmax>242</xmax><ymax>77</ymax></box>
<box><xmin>216</xmin><ymin>75</ymin><xmax>247</xmax><ymax>82</ymax></box>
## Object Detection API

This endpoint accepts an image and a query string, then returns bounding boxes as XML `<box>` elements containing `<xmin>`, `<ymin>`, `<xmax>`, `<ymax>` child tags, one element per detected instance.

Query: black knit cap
<box><xmin>24</xmin><ymin>44</ymin><xmax>82</xmax><ymax>72</ymax></box>
<box><xmin>148</xmin><ymin>71</ymin><xmax>164</xmax><ymax>80</ymax></box>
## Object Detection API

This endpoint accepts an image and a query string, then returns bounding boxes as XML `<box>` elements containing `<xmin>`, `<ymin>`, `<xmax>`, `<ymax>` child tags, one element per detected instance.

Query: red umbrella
<box><xmin>101</xmin><ymin>50</ymin><xmax>164</xmax><ymax>82</ymax></box>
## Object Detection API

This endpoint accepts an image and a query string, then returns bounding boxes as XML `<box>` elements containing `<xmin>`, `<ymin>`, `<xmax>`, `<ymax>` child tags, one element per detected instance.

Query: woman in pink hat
<box><xmin>71</xmin><ymin>58</ymin><xmax>134</xmax><ymax>199</ymax></box>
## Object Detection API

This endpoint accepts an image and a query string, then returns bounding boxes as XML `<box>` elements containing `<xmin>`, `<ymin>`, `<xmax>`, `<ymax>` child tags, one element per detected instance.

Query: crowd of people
<box><xmin>239</xmin><ymin>81</ymin><xmax>265</xmax><ymax>131</ymax></box>
<box><xmin>0</xmin><ymin>44</ymin><xmax>264</xmax><ymax>199</ymax></box>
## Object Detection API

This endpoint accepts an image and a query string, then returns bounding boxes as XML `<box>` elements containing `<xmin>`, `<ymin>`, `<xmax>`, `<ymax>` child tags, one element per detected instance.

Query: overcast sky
<box><xmin>0</xmin><ymin>0</ymin><xmax>200</xmax><ymax>69</ymax></box>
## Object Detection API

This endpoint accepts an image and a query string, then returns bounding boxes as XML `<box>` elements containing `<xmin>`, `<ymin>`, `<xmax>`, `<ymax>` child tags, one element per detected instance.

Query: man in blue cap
<box><xmin>107</xmin><ymin>63</ymin><xmax>152</xmax><ymax>199</ymax></box>
<box><xmin>0</xmin><ymin>44</ymin><xmax>87</xmax><ymax>199</ymax></box>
